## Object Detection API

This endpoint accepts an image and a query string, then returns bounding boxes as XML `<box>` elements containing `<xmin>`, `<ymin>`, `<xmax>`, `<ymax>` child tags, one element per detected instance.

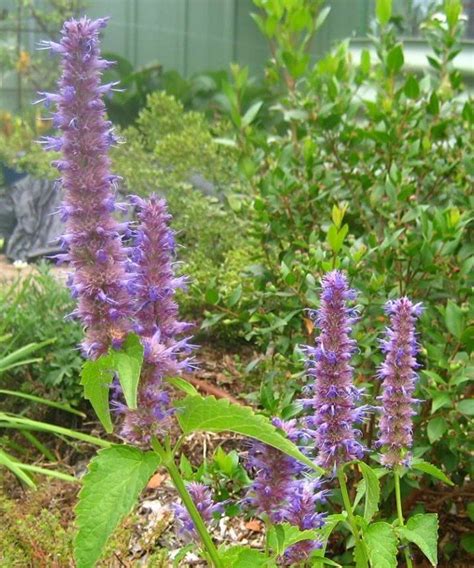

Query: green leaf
<box><xmin>427</xmin><ymin>416</ymin><xmax>448</xmax><ymax>443</ymax></box>
<box><xmin>461</xmin><ymin>534</ymin><xmax>474</xmax><ymax>555</ymax></box>
<box><xmin>363</xmin><ymin>522</ymin><xmax>398</xmax><ymax>568</ymax></box>
<box><xmin>445</xmin><ymin>301</ymin><xmax>465</xmax><ymax>339</ymax></box>
<box><xmin>166</xmin><ymin>376</ymin><xmax>199</xmax><ymax>397</ymax></box>
<box><xmin>80</xmin><ymin>333</ymin><xmax>144</xmax><ymax>432</ymax></box>
<box><xmin>357</xmin><ymin>461</ymin><xmax>381</xmax><ymax>522</ymax></box>
<box><xmin>430</xmin><ymin>392</ymin><xmax>452</xmax><ymax>413</ymax></box>
<box><xmin>399</xmin><ymin>514</ymin><xmax>438</xmax><ymax>566</ymax></box>
<box><xmin>205</xmin><ymin>288</ymin><xmax>219</xmax><ymax>304</ymax></box>
<box><xmin>411</xmin><ymin>459</ymin><xmax>453</xmax><ymax>486</ymax></box>
<box><xmin>267</xmin><ymin>523</ymin><xmax>319</xmax><ymax>556</ymax></box>
<box><xmin>404</xmin><ymin>75</ymin><xmax>420</xmax><ymax>99</ymax></box>
<box><xmin>81</xmin><ymin>358</ymin><xmax>114</xmax><ymax>433</ymax></box>
<box><xmin>112</xmin><ymin>334</ymin><xmax>144</xmax><ymax>410</ymax></box>
<box><xmin>176</xmin><ymin>396</ymin><xmax>323</xmax><ymax>473</ymax></box>
<box><xmin>219</xmin><ymin>546</ymin><xmax>274</xmax><ymax>567</ymax></box>
<box><xmin>0</xmin><ymin>448</ymin><xmax>36</xmax><ymax>488</ymax></box>
<box><xmin>376</xmin><ymin>0</ymin><xmax>392</xmax><ymax>25</ymax></box>
<box><xmin>445</xmin><ymin>0</ymin><xmax>462</xmax><ymax>28</ymax></box>
<box><xmin>387</xmin><ymin>44</ymin><xmax>404</xmax><ymax>73</ymax></box>
<box><xmin>75</xmin><ymin>445</ymin><xmax>160</xmax><ymax>568</ymax></box>
<box><xmin>242</xmin><ymin>101</ymin><xmax>263</xmax><ymax>128</ymax></box>
<box><xmin>457</xmin><ymin>398</ymin><xmax>474</xmax><ymax>415</ymax></box>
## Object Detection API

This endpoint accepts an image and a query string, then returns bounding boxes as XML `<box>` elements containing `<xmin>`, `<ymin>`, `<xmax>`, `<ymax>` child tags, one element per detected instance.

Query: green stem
<box><xmin>152</xmin><ymin>439</ymin><xmax>223</xmax><ymax>568</ymax></box>
<box><xmin>394</xmin><ymin>471</ymin><xmax>413</xmax><ymax>568</ymax></box>
<box><xmin>337</xmin><ymin>467</ymin><xmax>368</xmax><ymax>568</ymax></box>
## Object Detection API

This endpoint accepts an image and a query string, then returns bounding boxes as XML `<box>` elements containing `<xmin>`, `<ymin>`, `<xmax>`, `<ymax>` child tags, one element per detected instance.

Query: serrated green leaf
<box><xmin>399</xmin><ymin>514</ymin><xmax>438</xmax><ymax>566</ymax></box>
<box><xmin>176</xmin><ymin>396</ymin><xmax>323</xmax><ymax>473</ymax></box>
<box><xmin>81</xmin><ymin>358</ymin><xmax>114</xmax><ymax>433</ymax></box>
<box><xmin>376</xmin><ymin>0</ymin><xmax>392</xmax><ymax>25</ymax></box>
<box><xmin>75</xmin><ymin>445</ymin><xmax>160</xmax><ymax>568</ymax></box>
<box><xmin>363</xmin><ymin>522</ymin><xmax>398</xmax><ymax>568</ymax></box>
<box><xmin>357</xmin><ymin>461</ymin><xmax>381</xmax><ymax>522</ymax></box>
<box><xmin>268</xmin><ymin>523</ymin><xmax>319</xmax><ymax>556</ymax></box>
<box><xmin>219</xmin><ymin>546</ymin><xmax>274</xmax><ymax>567</ymax></box>
<box><xmin>411</xmin><ymin>459</ymin><xmax>453</xmax><ymax>485</ymax></box>
<box><xmin>427</xmin><ymin>416</ymin><xmax>448</xmax><ymax>443</ymax></box>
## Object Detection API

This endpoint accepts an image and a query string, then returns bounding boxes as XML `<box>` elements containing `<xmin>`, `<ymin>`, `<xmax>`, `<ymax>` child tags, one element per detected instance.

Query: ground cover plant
<box><xmin>14</xmin><ymin>10</ymin><xmax>469</xmax><ymax>568</ymax></box>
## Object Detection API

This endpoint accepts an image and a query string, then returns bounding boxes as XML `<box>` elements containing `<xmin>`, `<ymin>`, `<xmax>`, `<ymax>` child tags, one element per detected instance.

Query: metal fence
<box><xmin>0</xmin><ymin>0</ymin><xmax>473</xmax><ymax>112</ymax></box>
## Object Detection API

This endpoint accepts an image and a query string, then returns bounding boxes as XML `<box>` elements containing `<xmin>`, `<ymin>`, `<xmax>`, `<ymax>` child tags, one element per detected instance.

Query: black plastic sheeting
<box><xmin>0</xmin><ymin>172</ymin><xmax>63</xmax><ymax>261</ymax></box>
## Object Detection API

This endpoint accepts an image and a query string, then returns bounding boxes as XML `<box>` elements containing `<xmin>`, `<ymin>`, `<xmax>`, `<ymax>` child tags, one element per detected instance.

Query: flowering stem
<box><xmin>394</xmin><ymin>471</ymin><xmax>413</xmax><ymax>568</ymax></box>
<box><xmin>337</xmin><ymin>467</ymin><xmax>368</xmax><ymax>568</ymax></box>
<box><xmin>151</xmin><ymin>438</ymin><xmax>223</xmax><ymax>567</ymax></box>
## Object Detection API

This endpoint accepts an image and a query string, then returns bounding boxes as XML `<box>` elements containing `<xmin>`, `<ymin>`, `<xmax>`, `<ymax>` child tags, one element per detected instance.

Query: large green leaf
<box><xmin>363</xmin><ymin>522</ymin><xmax>398</xmax><ymax>568</ymax></box>
<box><xmin>399</xmin><ymin>514</ymin><xmax>438</xmax><ymax>567</ymax></box>
<box><xmin>176</xmin><ymin>396</ymin><xmax>323</xmax><ymax>473</ymax></box>
<box><xmin>75</xmin><ymin>445</ymin><xmax>160</xmax><ymax>568</ymax></box>
<box><xmin>357</xmin><ymin>462</ymin><xmax>381</xmax><ymax>522</ymax></box>
<box><xmin>411</xmin><ymin>459</ymin><xmax>453</xmax><ymax>486</ymax></box>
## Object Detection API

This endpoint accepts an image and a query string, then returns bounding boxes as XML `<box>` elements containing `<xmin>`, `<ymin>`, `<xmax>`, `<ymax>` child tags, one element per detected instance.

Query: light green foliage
<box><xmin>363</xmin><ymin>522</ymin><xmax>398</xmax><ymax>568</ymax></box>
<box><xmin>267</xmin><ymin>523</ymin><xmax>319</xmax><ymax>558</ymax></box>
<box><xmin>356</xmin><ymin>462</ymin><xmax>381</xmax><ymax>523</ymax></box>
<box><xmin>0</xmin><ymin>266</ymin><xmax>83</xmax><ymax>404</ymax></box>
<box><xmin>176</xmin><ymin>395</ymin><xmax>323</xmax><ymax>473</ymax></box>
<box><xmin>398</xmin><ymin>514</ymin><xmax>439</xmax><ymax>566</ymax></box>
<box><xmin>75</xmin><ymin>445</ymin><xmax>161</xmax><ymax>568</ymax></box>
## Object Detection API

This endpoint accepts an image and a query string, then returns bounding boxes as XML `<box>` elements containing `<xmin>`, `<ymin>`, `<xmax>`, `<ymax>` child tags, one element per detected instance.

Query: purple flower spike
<box><xmin>173</xmin><ymin>482</ymin><xmax>223</xmax><ymax>543</ymax></box>
<box><xmin>282</xmin><ymin>479</ymin><xmax>327</xmax><ymax>565</ymax></box>
<box><xmin>43</xmin><ymin>18</ymin><xmax>132</xmax><ymax>358</ymax></box>
<box><xmin>378</xmin><ymin>297</ymin><xmax>423</xmax><ymax>468</ymax></box>
<box><xmin>245</xmin><ymin>419</ymin><xmax>304</xmax><ymax>522</ymax></box>
<box><xmin>303</xmin><ymin>271</ymin><xmax>365</xmax><ymax>471</ymax></box>
<box><xmin>116</xmin><ymin>196</ymin><xmax>194</xmax><ymax>444</ymax></box>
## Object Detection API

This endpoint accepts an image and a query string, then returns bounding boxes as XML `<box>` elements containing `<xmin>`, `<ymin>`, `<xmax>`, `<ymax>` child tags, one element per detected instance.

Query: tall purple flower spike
<box><xmin>377</xmin><ymin>297</ymin><xmax>423</xmax><ymax>468</ymax></box>
<box><xmin>40</xmin><ymin>17</ymin><xmax>132</xmax><ymax>358</ymax></box>
<box><xmin>302</xmin><ymin>271</ymin><xmax>365</xmax><ymax>471</ymax></box>
<box><xmin>282</xmin><ymin>479</ymin><xmax>327</xmax><ymax>565</ymax></box>
<box><xmin>245</xmin><ymin>419</ymin><xmax>304</xmax><ymax>522</ymax></box>
<box><xmin>116</xmin><ymin>195</ymin><xmax>194</xmax><ymax>443</ymax></box>
<box><xmin>173</xmin><ymin>482</ymin><xmax>223</xmax><ymax>543</ymax></box>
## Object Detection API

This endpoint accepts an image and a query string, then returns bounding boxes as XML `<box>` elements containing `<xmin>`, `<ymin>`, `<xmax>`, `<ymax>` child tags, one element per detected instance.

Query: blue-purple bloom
<box><xmin>245</xmin><ymin>419</ymin><xmax>304</xmax><ymax>522</ymax></box>
<box><xmin>173</xmin><ymin>482</ymin><xmax>223</xmax><ymax>543</ymax></box>
<box><xmin>302</xmin><ymin>271</ymin><xmax>365</xmax><ymax>471</ymax></box>
<box><xmin>116</xmin><ymin>195</ymin><xmax>194</xmax><ymax>443</ymax></box>
<box><xmin>282</xmin><ymin>479</ymin><xmax>327</xmax><ymax>565</ymax></box>
<box><xmin>42</xmin><ymin>17</ymin><xmax>132</xmax><ymax>358</ymax></box>
<box><xmin>377</xmin><ymin>297</ymin><xmax>423</xmax><ymax>468</ymax></box>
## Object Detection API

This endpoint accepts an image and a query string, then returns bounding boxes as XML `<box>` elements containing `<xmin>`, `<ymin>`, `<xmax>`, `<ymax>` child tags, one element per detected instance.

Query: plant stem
<box><xmin>337</xmin><ymin>467</ymin><xmax>368</xmax><ymax>568</ymax></box>
<box><xmin>394</xmin><ymin>471</ymin><xmax>413</xmax><ymax>568</ymax></box>
<box><xmin>152</xmin><ymin>438</ymin><xmax>223</xmax><ymax>568</ymax></box>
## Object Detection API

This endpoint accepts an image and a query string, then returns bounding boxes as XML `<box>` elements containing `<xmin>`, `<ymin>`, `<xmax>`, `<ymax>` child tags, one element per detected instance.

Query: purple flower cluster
<box><xmin>282</xmin><ymin>480</ymin><xmax>327</xmax><ymax>565</ymax></box>
<box><xmin>302</xmin><ymin>271</ymin><xmax>365</xmax><ymax>471</ymax></box>
<box><xmin>377</xmin><ymin>297</ymin><xmax>423</xmax><ymax>468</ymax></box>
<box><xmin>173</xmin><ymin>482</ymin><xmax>223</xmax><ymax>543</ymax></box>
<box><xmin>40</xmin><ymin>17</ymin><xmax>132</xmax><ymax>359</ymax></box>
<box><xmin>42</xmin><ymin>18</ymin><xmax>193</xmax><ymax>444</ymax></box>
<box><xmin>116</xmin><ymin>196</ymin><xmax>194</xmax><ymax>443</ymax></box>
<box><xmin>245</xmin><ymin>419</ymin><xmax>304</xmax><ymax>522</ymax></box>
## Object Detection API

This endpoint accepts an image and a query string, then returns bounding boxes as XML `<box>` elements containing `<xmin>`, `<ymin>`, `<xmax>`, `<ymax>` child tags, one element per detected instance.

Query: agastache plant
<box><xmin>302</xmin><ymin>270</ymin><xmax>365</xmax><ymax>470</ymax></box>
<box><xmin>40</xmin><ymin>17</ymin><xmax>132</xmax><ymax>359</ymax></box>
<box><xmin>377</xmin><ymin>297</ymin><xmax>423</xmax><ymax>469</ymax></box>
<box><xmin>39</xmin><ymin>15</ymin><xmax>443</xmax><ymax>568</ymax></box>
<box><xmin>115</xmin><ymin>195</ymin><xmax>194</xmax><ymax>444</ymax></box>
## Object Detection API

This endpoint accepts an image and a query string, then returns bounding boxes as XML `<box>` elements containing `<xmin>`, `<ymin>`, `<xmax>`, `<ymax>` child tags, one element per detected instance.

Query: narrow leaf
<box><xmin>176</xmin><ymin>396</ymin><xmax>323</xmax><ymax>473</ymax></box>
<box><xmin>0</xmin><ymin>448</ymin><xmax>36</xmax><ymax>488</ymax></box>
<box><xmin>81</xmin><ymin>358</ymin><xmax>114</xmax><ymax>433</ymax></box>
<box><xmin>75</xmin><ymin>445</ymin><xmax>160</xmax><ymax>568</ymax></box>
<box><xmin>399</xmin><ymin>514</ymin><xmax>438</xmax><ymax>566</ymax></box>
<box><xmin>111</xmin><ymin>333</ymin><xmax>144</xmax><ymax>410</ymax></box>
<box><xmin>166</xmin><ymin>376</ymin><xmax>199</xmax><ymax>396</ymax></box>
<box><xmin>376</xmin><ymin>0</ymin><xmax>392</xmax><ymax>25</ymax></box>
<box><xmin>357</xmin><ymin>461</ymin><xmax>381</xmax><ymax>522</ymax></box>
